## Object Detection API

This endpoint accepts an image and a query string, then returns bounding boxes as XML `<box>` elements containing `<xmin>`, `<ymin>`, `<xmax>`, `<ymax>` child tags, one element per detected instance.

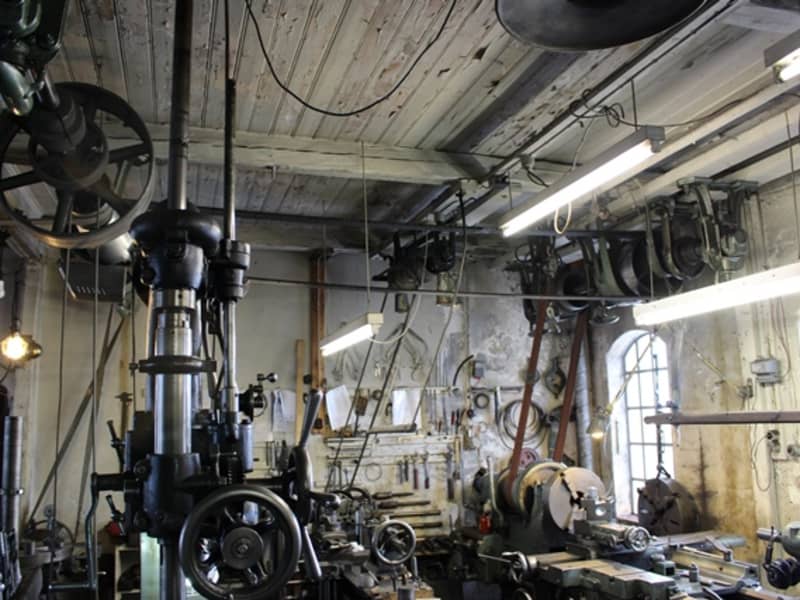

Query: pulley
<box><xmin>0</xmin><ymin>82</ymin><xmax>154</xmax><ymax>249</ymax></box>
<box><xmin>495</xmin><ymin>0</ymin><xmax>704</xmax><ymax>50</ymax></box>
<box><xmin>178</xmin><ymin>485</ymin><xmax>302</xmax><ymax>600</ymax></box>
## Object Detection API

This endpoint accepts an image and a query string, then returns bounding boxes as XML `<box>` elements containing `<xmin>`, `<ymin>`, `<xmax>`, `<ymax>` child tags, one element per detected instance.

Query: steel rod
<box><xmin>166</xmin><ymin>0</ymin><xmax>193</xmax><ymax>211</ymax></box>
<box><xmin>201</xmin><ymin>207</ymin><xmax>647</xmax><ymax>239</ymax></box>
<box><xmin>1</xmin><ymin>416</ymin><xmax>22</xmax><ymax>533</ymax></box>
<box><xmin>247</xmin><ymin>275</ymin><xmax>641</xmax><ymax>303</ymax></box>
<box><xmin>645</xmin><ymin>411</ymin><xmax>800</xmax><ymax>426</ymax></box>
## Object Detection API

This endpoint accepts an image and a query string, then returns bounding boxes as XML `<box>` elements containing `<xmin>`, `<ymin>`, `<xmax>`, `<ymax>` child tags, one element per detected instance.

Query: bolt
<box><xmin>235</xmin><ymin>541</ymin><xmax>250</xmax><ymax>556</ymax></box>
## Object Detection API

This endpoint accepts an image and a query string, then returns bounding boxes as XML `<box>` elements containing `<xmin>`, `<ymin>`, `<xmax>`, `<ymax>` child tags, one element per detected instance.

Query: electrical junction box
<box><xmin>750</xmin><ymin>357</ymin><xmax>782</xmax><ymax>386</ymax></box>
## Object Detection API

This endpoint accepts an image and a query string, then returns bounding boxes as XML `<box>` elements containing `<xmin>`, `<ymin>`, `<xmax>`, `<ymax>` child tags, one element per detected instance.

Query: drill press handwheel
<box><xmin>178</xmin><ymin>484</ymin><xmax>302</xmax><ymax>600</ymax></box>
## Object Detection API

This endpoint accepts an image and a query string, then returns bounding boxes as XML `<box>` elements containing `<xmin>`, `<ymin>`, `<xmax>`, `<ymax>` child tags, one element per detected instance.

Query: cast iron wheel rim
<box><xmin>371</xmin><ymin>520</ymin><xmax>416</xmax><ymax>566</ymax></box>
<box><xmin>0</xmin><ymin>82</ymin><xmax>154</xmax><ymax>249</ymax></box>
<box><xmin>179</xmin><ymin>484</ymin><xmax>302</xmax><ymax>600</ymax></box>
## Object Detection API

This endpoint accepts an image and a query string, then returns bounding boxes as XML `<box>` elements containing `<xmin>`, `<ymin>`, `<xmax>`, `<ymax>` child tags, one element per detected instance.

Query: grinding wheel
<box><xmin>496</xmin><ymin>0</ymin><xmax>705</xmax><ymax>50</ymax></box>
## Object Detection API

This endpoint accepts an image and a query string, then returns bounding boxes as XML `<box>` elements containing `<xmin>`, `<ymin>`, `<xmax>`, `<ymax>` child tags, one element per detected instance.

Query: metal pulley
<box><xmin>178</xmin><ymin>485</ymin><xmax>302</xmax><ymax>600</ymax></box>
<box><xmin>637</xmin><ymin>476</ymin><xmax>699</xmax><ymax>536</ymax></box>
<box><xmin>371</xmin><ymin>520</ymin><xmax>417</xmax><ymax>566</ymax></box>
<box><xmin>0</xmin><ymin>82</ymin><xmax>154</xmax><ymax>249</ymax></box>
<box><xmin>495</xmin><ymin>0</ymin><xmax>704</xmax><ymax>50</ymax></box>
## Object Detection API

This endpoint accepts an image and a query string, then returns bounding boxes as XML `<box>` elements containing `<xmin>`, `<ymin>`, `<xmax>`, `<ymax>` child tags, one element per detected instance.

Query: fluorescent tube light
<box><xmin>500</xmin><ymin>126</ymin><xmax>665</xmax><ymax>237</ymax></box>
<box><xmin>320</xmin><ymin>312</ymin><xmax>383</xmax><ymax>357</ymax></box>
<box><xmin>765</xmin><ymin>29</ymin><xmax>800</xmax><ymax>82</ymax></box>
<box><xmin>633</xmin><ymin>261</ymin><xmax>800</xmax><ymax>326</ymax></box>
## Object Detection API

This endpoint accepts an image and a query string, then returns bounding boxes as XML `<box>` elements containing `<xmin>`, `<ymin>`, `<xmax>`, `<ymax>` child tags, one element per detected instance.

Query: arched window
<box><xmin>608</xmin><ymin>332</ymin><xmax>674</xmax><ymax>516</ymax></box>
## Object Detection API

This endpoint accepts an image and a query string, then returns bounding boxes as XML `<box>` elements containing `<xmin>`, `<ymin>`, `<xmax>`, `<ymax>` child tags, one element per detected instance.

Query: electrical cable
<box><xmin>90</xmin><ymin>197</ymin><xmax>100</xmax><ymax>600</ymax></box>
<box><xmin>362</xmin><ymin>141</ymin><xmax>371</xmax><ymax>309</ymax></box>
<box><xmin>48</xmin><ymin>243</ymin><xmax>70</xmax><ymax>600</ymax></box>
<box><xmin>499</xmin><ymin>399</ymin><xmax>545</xmax><ymax>450</ymax></box>
<box><xmin>568</xmin><ymin>88</ymin><xmax>748</xmax><ymax>130</ymax></box>
<box><xmin>553</xmin><ymin>117</ymin><xmax>595</xmax><ymax>234</ymax></box>
<box><xmin>244</xmin><ymin>0</ymin><xmax>458</xmax><ymax>117</ymax></box>
<box><xmin>451</xmin><ymin>354</ymin><xmax>474</xmax><ymax>388</ymax></box>
<box><xmin>785</xmin><ymin>111</ymin><xmax>800</xmax><ymax>261</ymax></box>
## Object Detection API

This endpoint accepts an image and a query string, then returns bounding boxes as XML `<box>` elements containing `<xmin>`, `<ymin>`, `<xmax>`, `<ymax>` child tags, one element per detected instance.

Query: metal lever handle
<box><xmin>298</xmin><ymin>389</ymin><xmax>323</xmax><ymax>449</ymax></box>
<box><xmin>301</xmin><ymin>525</ymin><xmax>323</xmax><ymax>581</ymax></box>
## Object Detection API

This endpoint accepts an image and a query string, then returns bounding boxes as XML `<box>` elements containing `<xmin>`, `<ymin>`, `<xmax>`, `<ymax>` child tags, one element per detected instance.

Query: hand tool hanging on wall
<box><xmin>412</xmin><ymin>455</ymin><xmax>419</xmax><ymax>490</ymax></box>
<box><xmin>373</xmin><ymin>491</ymin><xmax>415</xmax><ymax>501</ymax></box>
<box><xmin>423</xmin><ymin>453</ymin><xmax>430</xmax><ymax>490</ymax></box>
<box><xmin>445</xmin><ymin>450</ymin><xmax>455</xmax><ymax>501</ymax></box>
<box><xmin>377</xmin><ymin>499</ymin><xmax>431</xmax><ymax>510</ymax></box>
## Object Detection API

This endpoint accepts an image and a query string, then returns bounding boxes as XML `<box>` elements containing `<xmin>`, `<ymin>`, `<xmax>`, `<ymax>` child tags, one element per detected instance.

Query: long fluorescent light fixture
<box><xmin>633</xmin><ymin>261</ymin><xmax>800</xmax><ymax>326</ymax></box>
<box><xmin>320</xmin><ymin>312</ymin><xmax>383</xmax><ymax>357</ymax></box>
<box><xmin>765</xmin><ymin>29</ymin><xmax>800</xmax><ymax>82</ymax></box>
<box><xmin>500</xmin><ymin>126</ymin><xmax>665</xmax><ymax>237</ymax></box>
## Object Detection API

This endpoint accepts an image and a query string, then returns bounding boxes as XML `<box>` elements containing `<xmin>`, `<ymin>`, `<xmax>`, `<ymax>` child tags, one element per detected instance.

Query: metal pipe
<box><xmin>220</xmin><ymin>302</ymin><xmax>239</xmax><ymax>432</ymax></box>
<box><xmin>247</xmin><ymin>276</ymin><xmax>641</xmax><ymax>304</ymax></box>
<box><xmin>37</xmin><ymin>69</ymin><xmax>60</xmax><ymax>110</ymax></box>
<box><xmin>202</xmin><ymin>206</ymin><xmax>647</xmax><ymax>239</ymax></box>
<box><xmin>153</xmin><ymin>289</ymin><xmax>195</xmax><ymax>456</ymax></box>
<box><xmin>646</xmin><ymin>411</ymin><xmax>800</xmax><ymax>426</ymax></box>
<box><xmin>1</xmin><ymin>416</ymin><xmax>22</xmax><ymax>533</ymax></box>
<box><xmin>223</xmin><ymin>83</ymin><xmax>236</xmax><ymax>239</ymax></box>
<box><xmin>161</xmin><ymin>540</ymin><xmax>184</xmax><ymax>600</ymax></box>
<box><xmin>575</xmin><ymin>330</ymin><xmax>594</xmax><ymax>471</ymax></box>
<box><xmin>166</xmin><ymin>0</ymin><xmax>193</xmax><ymax>211</ymax></box>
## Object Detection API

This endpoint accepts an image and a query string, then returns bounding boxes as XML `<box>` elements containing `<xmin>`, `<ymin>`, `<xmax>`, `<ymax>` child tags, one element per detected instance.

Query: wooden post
<box><xmin>294</xmin><ymin>339</ymin><xmax>305</xmax><ymax>444</ymax></box>
<box><xmin>310</xmin><ymin>252</ymin><xmax>327</xmax><ymax>432</ymax></box>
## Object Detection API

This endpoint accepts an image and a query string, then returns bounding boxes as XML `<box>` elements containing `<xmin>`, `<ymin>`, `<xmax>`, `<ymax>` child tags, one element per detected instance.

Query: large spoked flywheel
<box><xmin>179</xmin><ymin>485</ymin><xmax>302</xmax><ymax>600</ymax></box>
<box><xmin>0</xmin><ymin>82</ymin><xmax>154</xmax><ymax>249</ymax></box>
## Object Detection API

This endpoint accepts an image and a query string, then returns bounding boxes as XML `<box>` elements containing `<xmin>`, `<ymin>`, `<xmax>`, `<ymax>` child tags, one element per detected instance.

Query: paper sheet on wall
<box><xmin>392</xmin><ymin>388</ymin><xmax>422</xmax><ymax>427</ymax></box>
<box><xmin>325</xmin><ymin>385</ymin><xmax>351</xmax><ymax>430</ymax></box>
<box><xmin>253</xmin><ymin>389</ymin><xmax>296</xmax><ymax>440</ymax></box>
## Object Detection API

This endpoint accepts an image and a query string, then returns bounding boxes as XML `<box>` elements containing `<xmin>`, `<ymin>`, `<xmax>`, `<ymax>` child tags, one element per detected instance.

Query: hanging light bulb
<box><xmin>0</xmin><ymin>325</ymin><xmax>41</xmax><ymax>364</ymax></box>
<box><xmin>587</xmin><ymin>407</ymin><xmax>611</xmax><ymax>440</ymax></box>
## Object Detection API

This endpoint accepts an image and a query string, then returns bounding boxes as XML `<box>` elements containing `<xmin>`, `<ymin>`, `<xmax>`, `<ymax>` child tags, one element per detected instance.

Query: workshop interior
<box><xmin>3</xmin><ymin>0</ymin><xmax>800</xmax><ymax>598</ymax></box>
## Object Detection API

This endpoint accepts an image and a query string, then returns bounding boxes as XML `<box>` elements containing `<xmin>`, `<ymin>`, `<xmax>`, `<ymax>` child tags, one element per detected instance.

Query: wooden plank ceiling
<box><xmin>44</xmin><ymin>0</ymin><xmax>644</xmax><ymax>223</ymax></box>
<box><xmin>39</xmin><ymin>0</ymin><xmax>800</xmax><ymax>248</ymax></box>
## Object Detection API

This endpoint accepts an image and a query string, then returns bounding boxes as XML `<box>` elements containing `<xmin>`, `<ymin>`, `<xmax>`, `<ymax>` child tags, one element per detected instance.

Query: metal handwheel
<box><xmin>179</xmin><ymin>484</ymin><xmax>302</xmax><ymax>600</ymax></box>
<box><xmin>371</xmin><ymin>519</ymin><xmax>416</xmax><ymax>567</ymax></box>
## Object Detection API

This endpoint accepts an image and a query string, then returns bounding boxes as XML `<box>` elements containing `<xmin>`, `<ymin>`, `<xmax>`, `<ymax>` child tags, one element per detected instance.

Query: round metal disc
<box><xmin>546</xmin><ymin>467</ymin><xmax>606</xmax><ymax>530</ymax></box>
<box><xmin>637</xmin><ymin>477</ymin><xmax>699</xmax><ymax>535</ymax></box>
<box><xmin>496</xmin><ymin>0</ymin><xmax>705</xmax><ymax>50</ymax></box>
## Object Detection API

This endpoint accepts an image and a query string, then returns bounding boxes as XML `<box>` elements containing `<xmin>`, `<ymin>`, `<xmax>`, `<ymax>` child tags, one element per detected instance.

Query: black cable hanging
<box><xmin>244</xmin><ymin>0</ymin><xmax>458</xmax><ymax>117</ymax></box>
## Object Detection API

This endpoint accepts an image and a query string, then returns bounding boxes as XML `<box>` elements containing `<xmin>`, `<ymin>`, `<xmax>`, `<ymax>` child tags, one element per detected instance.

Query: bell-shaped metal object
<box><xmin>496</xmin><ymin>0</ymin><xmax>704</xmax><ymax>50</ymax></box>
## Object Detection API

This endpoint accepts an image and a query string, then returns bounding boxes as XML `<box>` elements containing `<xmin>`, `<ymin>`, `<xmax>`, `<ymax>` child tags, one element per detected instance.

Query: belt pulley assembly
<box><xmin>0</xmin><ymin>81</ymin><xmax>154</xmax><ymax>249</ymax></box>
